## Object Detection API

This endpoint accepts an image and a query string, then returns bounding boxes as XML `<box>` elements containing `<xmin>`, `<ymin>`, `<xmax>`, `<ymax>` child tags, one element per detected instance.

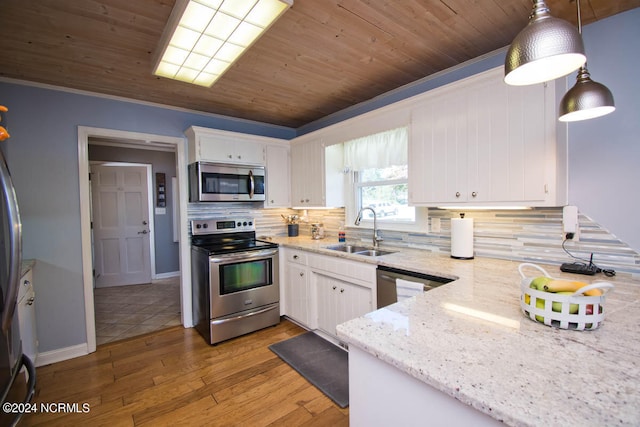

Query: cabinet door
<box><xmin>290</xmin><ymin>140</ymin><xmax>324</xmax><ymax>206</ymax></box>
<box><xmin>315</xmin><ymin>273</ymin><xmax>373</xmax><ymax>337</ymax></box>
<box><xmin>17</xmin><ymin>269</ymin><xmax>37</xmax><ymax>363</ymax></box>
<box><xmin>410</xmin><ymin>91</ymin><xmax>468</xmax><ymax>204</ymax></box>
<box><xmin>315</xmin><ymin>274</ymin><xmax>340</xmax><ymax>335</ymax></box>
<box><xmin>469</xmin><ymin>75</ymin><xmax>548</xmax><ymax>203</ymax></box>
<box><xmin>340</xmin><ymin>282</ymin><xmax>373</xmax><ymax>326</ymax></box>
<box><xmin>198</xmin><ymin>136</ymin><xmax>265</xmax><ymax>165</ymax></box>
<box><xmin>284</xmin><ymin>263</ymin><xmax>310</xmax><ymax>327</ymax></box>
<box><xmin>409</xmin><ymin>67</ymin><xmax>554</xmax><ymax>206</ymax></box>
<box><xmin>265</xmin><ymin>144</ymin><xmax>291</xmax><ymax>207</ymax></box>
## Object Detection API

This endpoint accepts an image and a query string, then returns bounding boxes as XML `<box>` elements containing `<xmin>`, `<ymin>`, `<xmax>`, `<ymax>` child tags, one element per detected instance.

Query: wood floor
<box><xmin>22</xmin><ymin>320</ymin><xmax>349</xmax><ymax>426</ymax></box>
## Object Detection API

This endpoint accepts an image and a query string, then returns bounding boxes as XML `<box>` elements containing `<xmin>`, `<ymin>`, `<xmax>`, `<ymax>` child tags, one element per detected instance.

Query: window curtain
<box><xmin>343</xmin><ymin>127</ymin><xmax>408</xmax><ymax>171</ymax></box>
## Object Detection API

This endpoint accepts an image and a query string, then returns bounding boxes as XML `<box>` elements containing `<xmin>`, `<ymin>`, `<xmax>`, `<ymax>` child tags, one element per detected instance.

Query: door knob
<box><xmin>138</xmin><ymin>230</ymin><xmax>149</xmax><ymax>234</ymax></box>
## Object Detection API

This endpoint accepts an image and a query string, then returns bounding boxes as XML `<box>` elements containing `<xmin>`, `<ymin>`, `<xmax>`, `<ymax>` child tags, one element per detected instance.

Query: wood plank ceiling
<box><xmin>0</xmin><ymin>0</ymin><xmax>638</xmax><ymax>128</ymax></box>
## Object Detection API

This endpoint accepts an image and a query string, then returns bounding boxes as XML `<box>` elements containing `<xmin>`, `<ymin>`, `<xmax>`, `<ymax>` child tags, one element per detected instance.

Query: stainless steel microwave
<box><xmin>189</xmin><ymin>162</ymin><xmax>266</xmax><ymax>202</ymax></box>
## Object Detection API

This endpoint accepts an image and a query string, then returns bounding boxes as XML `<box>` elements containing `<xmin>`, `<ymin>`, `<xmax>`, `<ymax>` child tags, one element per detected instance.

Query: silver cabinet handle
<box><xmin>332</xmin><ymin>286</ymin><xmax>337</xmax><ymax>290</ymax></box>
<box><xmin>293</xmin><ymin>255</ymin><xmax>299</xmax><ymax>259</ymax></box>
<box><xmin>472</xmin><ymin>191</ymin><xmax>477</xmax><ymax>197</ymax></box>
<box><xmin>455</xmin><ymin>192</ymin><xmax>461</xmax><ymax>198</ymax></box>
<box><xmin>23</xmin><ymin>280</ymin><xmax>31</xmax><ymax>287</ymax></box>
<box><xmin>299</xmin><ymin>272</ymin><xmax>304</xmax><ymax>277</ymax></box>
<box><xmin>340</xmin><ymin>288</ymin><xmax>345</xmax><ymax>293</ymax></box>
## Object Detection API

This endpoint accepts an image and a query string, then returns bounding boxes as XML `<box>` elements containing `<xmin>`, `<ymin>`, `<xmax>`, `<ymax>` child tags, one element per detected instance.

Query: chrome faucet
<box><xmin>355</xmin><ymin>206</ymin><xmax>383</xmax><ymax>248</ymax></box>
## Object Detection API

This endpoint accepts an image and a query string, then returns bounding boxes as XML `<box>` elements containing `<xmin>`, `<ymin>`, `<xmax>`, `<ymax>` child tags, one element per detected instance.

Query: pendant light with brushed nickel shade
<box><xmin>504</xmin><ymin>0</ymin><xmax>586</xmax><ymax>86</ymax></box>
<box><xmin>558</xmin><ymin>0</ymin><xmax>615</xmax><ymax>122</ymax></box>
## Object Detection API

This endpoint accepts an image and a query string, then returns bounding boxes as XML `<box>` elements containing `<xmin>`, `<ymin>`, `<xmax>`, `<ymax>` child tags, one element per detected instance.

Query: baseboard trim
<box><xmin>154</xmin><ymin>271</ymin><xmax>180</xmax><ymax>280</ymax></box>
<box><xmin>35</xmin><ymin>343</ymin><xmax>89</xmax><ymax>367</ymax></box>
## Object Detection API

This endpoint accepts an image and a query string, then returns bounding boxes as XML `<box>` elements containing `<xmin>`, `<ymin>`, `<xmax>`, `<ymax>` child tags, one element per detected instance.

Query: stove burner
<box><xmin>190</xmin><ymin>217</ymin><xmax>278</xmax><ymax>255</ymax></box>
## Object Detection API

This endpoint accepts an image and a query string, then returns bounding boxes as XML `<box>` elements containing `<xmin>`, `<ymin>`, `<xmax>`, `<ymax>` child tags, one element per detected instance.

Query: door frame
<box><xmin>78</xmin><ymin>126</ymin><xmax>191</xmax><ymax>354</ymax></box>
<box><xmin>89</xmin><ymin>161</ymin><xmax>156</xmax><ymax>283</ymax></box>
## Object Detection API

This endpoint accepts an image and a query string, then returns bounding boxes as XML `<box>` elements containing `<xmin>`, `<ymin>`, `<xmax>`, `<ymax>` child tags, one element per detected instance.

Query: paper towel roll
<box><xmin>451</xmin><ymin>216</ymin><xmax>474</xmax><ymax>259</ymax></box>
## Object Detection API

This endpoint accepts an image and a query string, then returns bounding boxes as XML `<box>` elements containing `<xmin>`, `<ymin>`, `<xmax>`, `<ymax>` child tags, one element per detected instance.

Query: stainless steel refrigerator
<box><xmin>0</xmin><ymin>109</ymin><xmax>36</xmax><ymax>426</ymax></box>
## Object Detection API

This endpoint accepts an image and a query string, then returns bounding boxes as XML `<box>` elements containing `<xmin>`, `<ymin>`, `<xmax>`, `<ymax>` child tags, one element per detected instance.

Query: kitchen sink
<box><xmin>354</xmin><ymin>249</ymin><xmax>395</xmax><ymax>257</ymax></box>
<box><xmin>325</xmin><ymin>245</ymin><xmax>395</xmax><ymax>257</ymax></box>
<box><xmin>325</xmin><ymin>244</ymin><xmax>371</xmax><ymax>253</ymax></box>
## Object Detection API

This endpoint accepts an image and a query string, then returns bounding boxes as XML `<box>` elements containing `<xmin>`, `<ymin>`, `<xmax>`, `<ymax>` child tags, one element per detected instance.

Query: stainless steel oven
<box><xmin>191</xmin><ymin>217</ymin><xmax>279</xmax><ymax>345</ymax></box>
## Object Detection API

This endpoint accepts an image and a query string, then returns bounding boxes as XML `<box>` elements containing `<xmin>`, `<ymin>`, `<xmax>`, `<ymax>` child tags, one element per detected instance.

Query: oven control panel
<box><xmin>191</xmin><ymin>218</ymin><xmax>255</xmax><ymax>235</ymax></box>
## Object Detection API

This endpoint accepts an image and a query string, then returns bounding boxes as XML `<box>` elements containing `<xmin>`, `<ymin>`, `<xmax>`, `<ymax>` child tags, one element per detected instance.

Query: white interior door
<box><xmin>91</xmin><ymin>163</ymin><xmax>152</xmax><ymax>287</ymax></box>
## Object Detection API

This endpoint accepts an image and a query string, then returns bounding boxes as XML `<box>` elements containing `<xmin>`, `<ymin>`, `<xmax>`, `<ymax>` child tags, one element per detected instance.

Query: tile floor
<box><xmin>94</xmin><ymin>276</ymin><xmax>182</xmax><ymax>345</ymax></box>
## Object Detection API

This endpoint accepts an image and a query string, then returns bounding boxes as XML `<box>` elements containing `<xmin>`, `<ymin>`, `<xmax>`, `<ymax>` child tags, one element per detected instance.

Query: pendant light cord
<box><xmin>576</xmin><ymin>0</ymin><xmax>582</xmax><ymax>34</ymax></box>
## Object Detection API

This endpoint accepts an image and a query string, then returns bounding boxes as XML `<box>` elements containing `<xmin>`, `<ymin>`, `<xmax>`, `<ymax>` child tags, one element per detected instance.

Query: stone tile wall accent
<box><xmin>187</xmin><ymin>204</ymin><xmax>639</xmax><ymax>278</ymax></box>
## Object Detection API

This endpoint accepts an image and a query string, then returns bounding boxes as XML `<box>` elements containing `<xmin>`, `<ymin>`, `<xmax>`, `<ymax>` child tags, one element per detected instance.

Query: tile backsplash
<box><xmin>188</xmin><ymin>204</ymin><xmax>640</xmax><ymax>278</ymax></box>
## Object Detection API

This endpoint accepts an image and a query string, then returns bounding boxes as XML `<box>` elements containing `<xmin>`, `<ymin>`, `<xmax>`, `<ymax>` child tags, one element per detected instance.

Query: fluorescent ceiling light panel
<box><xmin>153</xmin><ymin>0</ymin><xmax>292</xmax><ymax>87</ymax></box>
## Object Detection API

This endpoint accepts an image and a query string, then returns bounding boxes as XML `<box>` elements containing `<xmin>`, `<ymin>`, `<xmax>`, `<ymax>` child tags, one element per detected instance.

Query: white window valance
<box><xmin>343</xmin><ymin>127</ymin><xmax>408</xmax><ymax>171</ymax></box>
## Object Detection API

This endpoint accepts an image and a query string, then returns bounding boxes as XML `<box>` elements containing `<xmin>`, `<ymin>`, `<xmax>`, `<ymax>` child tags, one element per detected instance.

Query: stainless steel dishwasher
<box><xmin>376</xmin><ymin>265</ymin><xmax>453</xmax><ymax>308</ymax></box>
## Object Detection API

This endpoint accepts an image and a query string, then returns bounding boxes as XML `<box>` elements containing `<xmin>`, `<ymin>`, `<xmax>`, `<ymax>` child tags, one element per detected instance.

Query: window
<box><xmin>356</xmin><ymin>165</ymin><xmax>414</xmax><ymax>222</ymax></box>
<box><xmin>342</xmin><ymin>127</ymin><xmax>426</xmax><ymax>231</ymax></box>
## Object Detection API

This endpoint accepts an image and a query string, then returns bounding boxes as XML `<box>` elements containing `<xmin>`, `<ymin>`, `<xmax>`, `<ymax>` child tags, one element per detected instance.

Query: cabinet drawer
<box><xmin>308</xmin><ymin>253</ymin><xmax>376</xmax><ymax>288</ymax></box>
<box><xmin>285</xmin><ymin>249</ymin><xmax>307</xmax><ymax>265</ymax></box>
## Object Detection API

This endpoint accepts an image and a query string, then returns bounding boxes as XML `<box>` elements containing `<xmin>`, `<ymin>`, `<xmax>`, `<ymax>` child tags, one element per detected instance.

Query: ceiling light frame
<box><xmin>152</xmin><ymin>0</ymin><xmax>293</xmax><ymax>87</ymax></box>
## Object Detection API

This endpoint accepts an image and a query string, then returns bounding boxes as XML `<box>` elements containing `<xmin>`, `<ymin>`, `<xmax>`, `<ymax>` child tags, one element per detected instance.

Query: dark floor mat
<box><xmin>269</xmin><ymin>332</ymin><xmax>349</xmax><ymax>408</ymax></box>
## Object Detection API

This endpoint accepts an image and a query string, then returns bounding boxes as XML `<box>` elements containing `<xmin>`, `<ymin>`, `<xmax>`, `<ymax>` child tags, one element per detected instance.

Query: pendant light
<box><xmin>504</xmin><ymin>0</ymin><xmax>586</xmax><ymax>86</ymax></box>
<box><xmin>558</xmin><ymin>0</ymin><xmax>615</xmax><ymax>122</ymax></box>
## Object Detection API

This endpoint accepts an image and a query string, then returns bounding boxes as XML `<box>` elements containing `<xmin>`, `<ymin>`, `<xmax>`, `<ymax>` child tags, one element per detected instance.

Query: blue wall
<box><xmin>566</xmin><ymin>8</ymin><xmax>640</xmax><ymax>253</ymax></box>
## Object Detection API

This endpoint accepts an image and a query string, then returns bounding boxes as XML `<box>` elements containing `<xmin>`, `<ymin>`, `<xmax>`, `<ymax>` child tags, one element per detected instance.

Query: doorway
<box><xmin>78</xmin><ymin>127</ymin><xmax>191</xmax><ymax>354</ymax></box>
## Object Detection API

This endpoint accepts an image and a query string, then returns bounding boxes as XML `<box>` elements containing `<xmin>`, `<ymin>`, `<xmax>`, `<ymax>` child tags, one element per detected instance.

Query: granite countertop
<box><xmin>272</xmin><ymin>236</ymin><xmax>640</xmax><ymax>426</ymax></box>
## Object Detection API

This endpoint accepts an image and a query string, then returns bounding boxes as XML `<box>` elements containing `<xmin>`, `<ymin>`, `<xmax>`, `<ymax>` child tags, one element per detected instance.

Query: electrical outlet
<box><xmin>431</xmin><ymin>217</ymin><xmax>441</xmax><ymax>233</ymax></box>
<box><xmin>562</xmin><ymin>205</ymin><xmax>579</xmax><ymax>241</ymax></box>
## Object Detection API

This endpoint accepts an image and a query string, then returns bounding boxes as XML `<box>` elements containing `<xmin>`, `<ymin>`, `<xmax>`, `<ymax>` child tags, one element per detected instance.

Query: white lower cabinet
<box><xmin>314</xmin><ymin>273</ymin><xmax>373</xmax><ymax>337</ymax></box>
<box><xmin>280</xmin><ymin>248</ymin><xmax>376</xmax><ymax>337</ymax></box>
<box><xmin>282</xmin><ymin>248</ymin><xmax>316</xmax><ymax>328</ymax></box>
<box><xmin>17</xmin><ymin>268</ymin><xmax>37</xmax><ymax>364</ymax></box>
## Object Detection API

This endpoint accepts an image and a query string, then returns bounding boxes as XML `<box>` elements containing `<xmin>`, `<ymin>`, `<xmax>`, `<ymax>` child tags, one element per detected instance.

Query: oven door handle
<box><xmin>209</xmin><ymin>248</ymin><xmax>278</xmax><ymax>264</ymax></box>
<box><xmin>248</xmin><ymin>170</ymin><xmax>254</xmax><ymax>199</ymax></box>
<box><xmin>210</xmin><ymin>304</ymin><xmax>278</xmax><ymax>326</ymax></box>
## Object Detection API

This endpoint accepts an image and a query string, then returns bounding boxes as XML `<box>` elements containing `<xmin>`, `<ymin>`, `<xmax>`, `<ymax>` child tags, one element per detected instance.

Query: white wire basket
<box><xmin>518</xmin><ymin>263</ymin><xmax>614</xmax><ymax>330</ymax></box>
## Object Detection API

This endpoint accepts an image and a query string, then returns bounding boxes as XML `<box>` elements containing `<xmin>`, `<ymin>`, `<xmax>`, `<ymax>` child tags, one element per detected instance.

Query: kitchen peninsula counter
<box><xmin>271</xmin><ymin>236</ymin><xmax>640</xmax><ymax>426</ymax></box>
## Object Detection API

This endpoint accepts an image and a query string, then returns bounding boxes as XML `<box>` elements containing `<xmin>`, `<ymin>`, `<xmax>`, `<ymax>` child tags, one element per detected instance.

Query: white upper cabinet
<box><xmin>409</xmin><ymin>67</ymin><xmax>565</xmax><ymax>207</ymax></box>
<box><xmin>265</xmin><ymin>143</ymin><xmax>291</xmax><ymax>208</ymax></box>
<box><xmin>186</xmin><ymin>126</ymin><xmax>266</xmax><ymax>165</ymax></box>
<box><xmin>290</xmin><ymin>138</ymin><xmax>344</xmax><ymax>208</ymax></box>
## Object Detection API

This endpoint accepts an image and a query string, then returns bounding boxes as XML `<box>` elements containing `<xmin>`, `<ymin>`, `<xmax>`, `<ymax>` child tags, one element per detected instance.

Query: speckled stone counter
<box><xmin>271</xmin><ymin>236</ymin><xmax>640</xmax><ymax>426</ymax></box>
